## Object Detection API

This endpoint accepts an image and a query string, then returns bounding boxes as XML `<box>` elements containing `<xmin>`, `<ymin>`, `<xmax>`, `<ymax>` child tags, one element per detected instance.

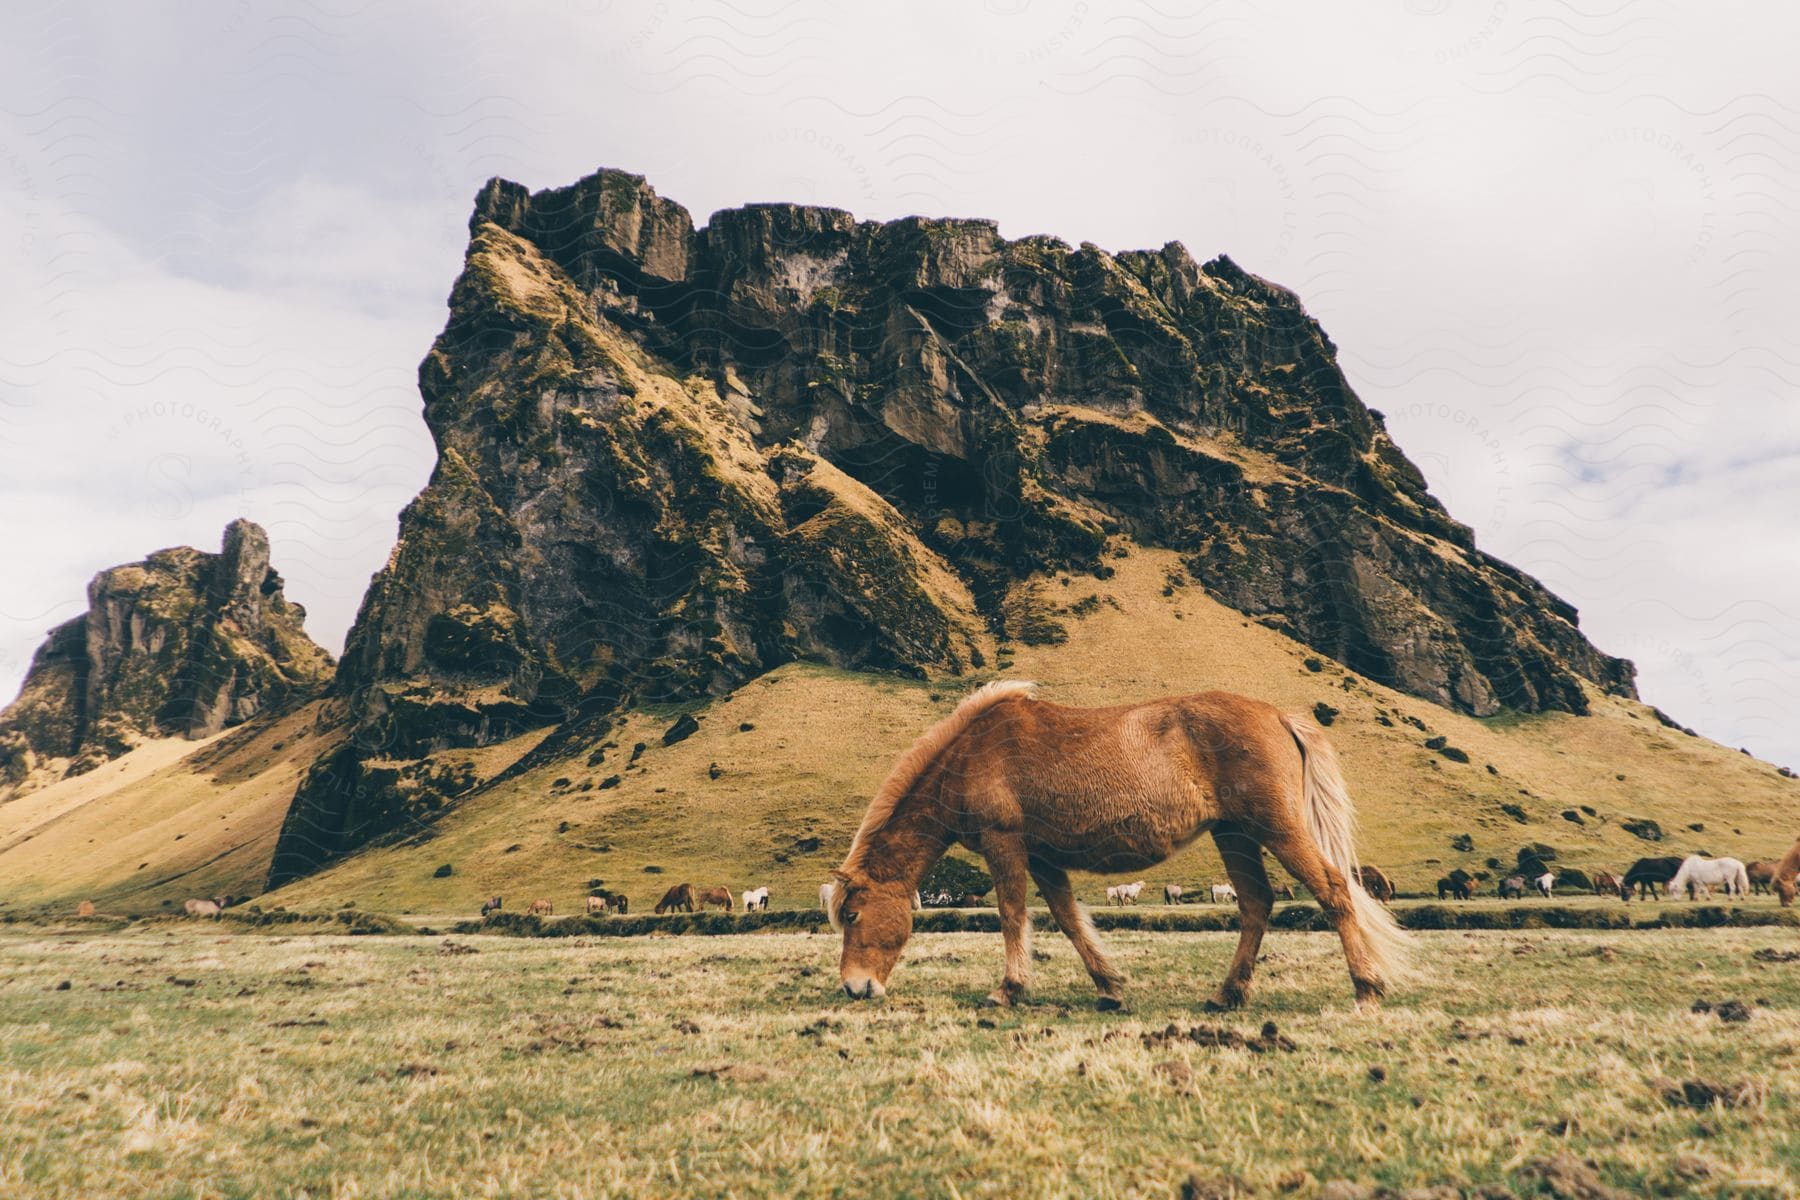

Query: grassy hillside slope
<box><xmin>0</xmin><ymin>703</ymin><xmax>335</xmax><ymax>912</ymax></box>
<box><xmin>272</xmin><ymin>549</ymin><xmax>1795</xmax><ymax>916</ymax></box>
<box><xmin>4</xmin><ymin>549</ymin><xmax>1793</xmax><ymax>916</ymax></box>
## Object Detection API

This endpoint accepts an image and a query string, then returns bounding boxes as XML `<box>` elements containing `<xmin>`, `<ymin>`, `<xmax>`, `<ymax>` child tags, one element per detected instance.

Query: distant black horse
<box><xmin>1620</xmin><ymin>856</ymin><xmax>1684</xmax><ymax>901</ymax></box>
<box><xmin>480</xmin><ymin>895</ymin><xmax>503</xmax><ymax>917</ymax></box>
<box><xmin>1437</xmin><ymin>874</ymin><xmax>1474</xmax><ymax>901</ymax></box>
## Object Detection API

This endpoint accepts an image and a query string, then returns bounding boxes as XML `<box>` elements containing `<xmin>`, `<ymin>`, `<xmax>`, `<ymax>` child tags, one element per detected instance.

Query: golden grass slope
<box><xmin>0</xmin><ymin>702</ymin><xmax>339</xmax><ymax>912</ymax></box>
<box><xmin>4</xmin><ymin>545</ymin><xmax>1791</xmax><ymax>916</ymax></box>
<box><xmin>268</xmin><ymin>547</ymin><xmax>1797</xmax><ymax>918</ymax></box>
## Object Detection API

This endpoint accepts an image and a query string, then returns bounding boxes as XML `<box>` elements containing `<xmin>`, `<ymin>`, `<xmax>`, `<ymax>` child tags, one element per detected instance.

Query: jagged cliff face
<box><xmin>0</xmin><ymin>521</ymin><xmax>333</xmax><ymax>790</ymax></box>
<box><xmin>269</xmin><ymin>167</ymin><xmax>1635</xmax><ymax>884</ymax></box>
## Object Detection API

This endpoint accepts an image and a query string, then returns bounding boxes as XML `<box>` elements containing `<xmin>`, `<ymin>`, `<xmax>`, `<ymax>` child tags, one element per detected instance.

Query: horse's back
<box><xmin>960</xmin><ymin>689</ymin><xmax>1303</xmax><ymax>869</ymax></box>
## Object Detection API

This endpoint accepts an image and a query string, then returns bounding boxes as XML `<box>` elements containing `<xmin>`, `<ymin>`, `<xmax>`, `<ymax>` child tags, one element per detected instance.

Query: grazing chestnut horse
<box><xmin>1773</xmin><ymin>837</ymin><xmax>1799</xmax><ymax>906</ymax></box>
<box><xmin>1745</xmin><ymin>860</ymin><xmax>1776</xmax><ymax>896</ymax></box>
<box><xmin>655</xmin><ymin>883</ymin><xmax>695</xmax><ymax>914</ymax></box>
<box><xmin>827</xmin><ymin>682</ymin><xmax>1407</xmax><ymax>1011</ymax></box>
<box><xmin>1592</xmin><ymin>872</ymin><xmax>1622</xmax><ymax>898</ymax></box>
<box><xmin>1358</xmin><ymin>865</ymin><xmax>1396</xmax><ymax>903</ymax></box>
<box><xmin>694</xmin><ymin>886</ymin><xmax>733</xmax><ymax>912</ymax></box>
<box><xmin>528</xmin><ymin>899</ymin><xmax>554</xmax><ymax>916</ymax></box>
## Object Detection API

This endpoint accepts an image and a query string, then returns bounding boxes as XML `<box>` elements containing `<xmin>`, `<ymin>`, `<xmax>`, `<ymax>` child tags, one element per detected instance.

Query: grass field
<box><xmin>3</xmin><ymin>922</ymin><xmax>1797</xmax><ymax>1198</ymax></box>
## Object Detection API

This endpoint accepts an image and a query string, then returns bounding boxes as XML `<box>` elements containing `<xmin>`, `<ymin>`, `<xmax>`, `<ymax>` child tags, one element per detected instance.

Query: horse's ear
<box><xmin>830</xmin><ymin>869</ymin><xmax>851</xmax><ymax>885</ymax></box>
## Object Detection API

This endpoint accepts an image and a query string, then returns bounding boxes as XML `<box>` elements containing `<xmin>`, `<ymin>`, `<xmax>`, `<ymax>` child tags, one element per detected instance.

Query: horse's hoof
<box><xmin>980</xmin><ymin>991</ymin><xmax>1016</xmax><ymax>1009</ymax></box>
<box><xmin>1095</xmin><ymin>995</ymin><xmax>1124</xmax><ymax>1012</ymax></box>
<box><xmin>1204</xmin><ymin>988</ymin><xmax>1246</xmax><ymax>1012</ymax></box>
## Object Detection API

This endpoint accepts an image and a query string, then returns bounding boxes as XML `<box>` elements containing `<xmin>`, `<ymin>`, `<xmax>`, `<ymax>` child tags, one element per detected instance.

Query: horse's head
<box><xmin>828</xmin><ymin>868</ymin><xmax>914</xmax><ymax>1000</ymax></box>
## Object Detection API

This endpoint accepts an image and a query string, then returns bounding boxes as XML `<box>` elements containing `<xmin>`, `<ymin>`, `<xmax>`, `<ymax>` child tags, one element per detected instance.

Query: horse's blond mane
<box><xmin>839</xmin><ymin>680</ymin><xmax>1037</xmax><ymax>874</ymax></box>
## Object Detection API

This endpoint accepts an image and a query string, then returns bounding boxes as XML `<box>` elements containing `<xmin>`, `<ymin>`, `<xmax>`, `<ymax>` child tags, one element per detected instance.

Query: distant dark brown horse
<box><xmin>1745</xmin><ymin>861</ymin><xmax>1776</xmax><ymax>896</ymax></box>
<box><xmin>1436</xmin><ymin>875</ymin><xmax>1473</xmax><ymax>901</ymax></box>
<box><xmin>1358</xmin><ymin>865</ymin><xmax>1396</xmax><ymax>903</ymax></box>
<box><xmin>480</xmin><ymin>895</ymin><xmax>503</xmax><ymax>917</ymax></box>
<box><xmin>1620</xmin><ymin>856</ymin><xmax>1683</xmax><ymax>901</ymax></box>
<box><xmin>654</xmin><ymin>883</ymin><xmax>695</xmax><ymax>914</ymax></box>
<box><xmin>828</xmin><ymin>682</ymin><xmax>1406</xmax><ymax>1012</ymax></box>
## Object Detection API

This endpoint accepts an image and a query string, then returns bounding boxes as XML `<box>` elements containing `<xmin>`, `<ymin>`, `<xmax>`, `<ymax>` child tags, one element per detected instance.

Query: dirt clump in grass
<box><xmin>692</xmin><ymin>1063</ymin><xmax>774</xmax><ymax>1083</ymax></box>
<box><xmin>1141</xmin><ymin>1021</ymin><xmax>1296</xmax><ymax>1053</ymax></box>
<box><xmin>1689</xmin><ymin>998</ymin><xmax>1753</xmax><ymax>1022</ymax></box>
<box><xmin>1751</xmin><ymin>947</ymin><xmax>1800</xmax><ymax>962</ymax></box>
<box><xmin>1177</xmin><ymin>1170</ymin><xmax>1250</xmax><ymax>1198</ymax></box>
<box><xmin>1520</xmin><ymin>1153</ymin><xmax>1633</xmax><ymax>1200</ymax></box>
<box><xmin>1652</xmin><ymin>1077</ymin><xmax>1767</xmax><ymax>1110</ymax></box>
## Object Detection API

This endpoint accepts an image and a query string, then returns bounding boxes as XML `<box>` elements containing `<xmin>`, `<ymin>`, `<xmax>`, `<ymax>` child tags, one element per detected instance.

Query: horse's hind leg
<box><xmin>1261</xmin><ymin>832</ymin><xmax>1384</xmax><ymax>1008</ymax></box>
<box><xmin>1209</xmin><ymin>823</ymin><xmax>1274</xmax><ymax>1010</ymax></box>
<box><xmin>1029</xmin><ymin>860</ymin><xmax>1126</xmax><ymax>1010</ymax></box>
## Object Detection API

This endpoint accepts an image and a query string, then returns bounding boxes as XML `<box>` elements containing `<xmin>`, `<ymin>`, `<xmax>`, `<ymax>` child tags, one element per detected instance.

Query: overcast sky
<box><xmin>2</xmin><ymin>1</ymin><xmax>1796</xmax><ymax>766</ymax></box>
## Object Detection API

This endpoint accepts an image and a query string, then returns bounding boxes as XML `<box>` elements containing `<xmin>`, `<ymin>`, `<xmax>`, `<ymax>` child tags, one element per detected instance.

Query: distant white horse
<box><xmin>819</xmin><ymin>882</ymin><xmax>836</xmax><ymax>911</ymax></box>
<box><xmin>184</xmin><ymin>898</ymin><xmax>222</xmax><ymax>919</ymax></box>
<box><xmin>1119</xmin><ymin>881</ymin><xmax>1146</xmax><ymax>905</ymax></box>
<box><xmin>1211</xmin><ymin>883</ymin><xmax>1237</xmax><ymax>904</ymax></box>
<box><xmin>1668</xmin><ymin>855</ymin><xmax>1749</xmax><ymax>899</ymax></box>
<box><xmin>911</xmin><ymin>890</ymin><xmax>923</xmax><ymax>911</ymax></box>
<box><xmin>1534</xmin><ymin>872</ymin><xmax>1556</xmax><ymax>898</ymax></box>
<box><xmin>742</xmin><ymin>887</ymin><xmax>770</xmax><ymax>911</ymax></box>
<box><xmin>1163</xmin><ymin>883</ymin><xmax>1183</xmax><ymax>905</ymax></box>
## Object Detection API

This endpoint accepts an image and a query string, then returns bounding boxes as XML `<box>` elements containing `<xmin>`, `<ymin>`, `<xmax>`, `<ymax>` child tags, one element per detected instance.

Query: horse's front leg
<box><xmin>1031</xmin><ymin>860</ymin><xmax>1127</xmax><ymax>1010</ymax></box>
<box><xmin>1209</xmin><ymin>825</ymin><xmax>1275</xmax><ymax>1010</ymax></box>
<box><xmin>979</xmin><ymin>836</ymin><xmax>1032</xmax><ymax>1007</ymax></box>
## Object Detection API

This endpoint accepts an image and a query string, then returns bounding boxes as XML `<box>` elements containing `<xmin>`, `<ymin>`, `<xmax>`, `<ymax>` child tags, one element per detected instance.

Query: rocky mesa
<box><xmin>266</xmin><ymin>166</ymin><xmax>1635</xmax><ymax>886</ymax></box>
<box><xmin>0</xmin><ymin>520</ymin><xmax>333</xmax><ymax>792</ymax></box>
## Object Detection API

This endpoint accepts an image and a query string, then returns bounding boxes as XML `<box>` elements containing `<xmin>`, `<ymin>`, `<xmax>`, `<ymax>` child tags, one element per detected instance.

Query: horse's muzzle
<box><xmin>842</xmin><ymin>976</ymin><xmax>885</xmax><ymax>1000</ymax></box>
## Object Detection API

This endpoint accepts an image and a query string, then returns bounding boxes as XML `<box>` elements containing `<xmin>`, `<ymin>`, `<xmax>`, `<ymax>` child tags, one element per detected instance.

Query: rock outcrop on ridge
<box><xmin>0</xmin><ymin>520</ymin><xmax>333</xmax><ymax>791</ymax></box>
<box><xmin>266</xmin><ymin>167</ymin><xmax>1636</xmax><ymax>885</ymax></box>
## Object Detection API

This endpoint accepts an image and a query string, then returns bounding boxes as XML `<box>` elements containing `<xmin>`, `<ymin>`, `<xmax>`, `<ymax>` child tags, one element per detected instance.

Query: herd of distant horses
<box><xmin>148</xmin><ymin>847</ymin><xmax>1792</xmax><ymax>931</ymax></box>
<box><xmin>143</xmin><ymin>683</ymin><xmax>1800</xmax><ymax>1014</ymax></box>
<box><xmin>426</xmin><ymin>848</ymin><xmax>1795</xmax><ymax>933</ymax></box>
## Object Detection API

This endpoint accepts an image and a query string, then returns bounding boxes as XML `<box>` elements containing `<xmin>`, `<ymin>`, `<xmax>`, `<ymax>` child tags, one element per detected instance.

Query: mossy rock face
<box><xmin>267</xmin><ymin>165</ymin><xmax>1646</xmax><ymax>878</ymax></box>
<box><xmin>0</xmin><ymin>520</ymin><xmax>332</xmax><ymax>793</ymax></box>
<box><xmin>1558</xmin><ymin>868</ymin><xmax>1593</xmax><ymax>892</ymax></box>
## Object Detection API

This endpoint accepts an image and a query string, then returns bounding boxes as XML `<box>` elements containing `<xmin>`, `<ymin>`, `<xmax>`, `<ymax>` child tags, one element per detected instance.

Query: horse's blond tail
<box><xmin>1282</xmin><ymin>714</ymin><xmax>1411</xmax><ymax>986</ymax></box>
